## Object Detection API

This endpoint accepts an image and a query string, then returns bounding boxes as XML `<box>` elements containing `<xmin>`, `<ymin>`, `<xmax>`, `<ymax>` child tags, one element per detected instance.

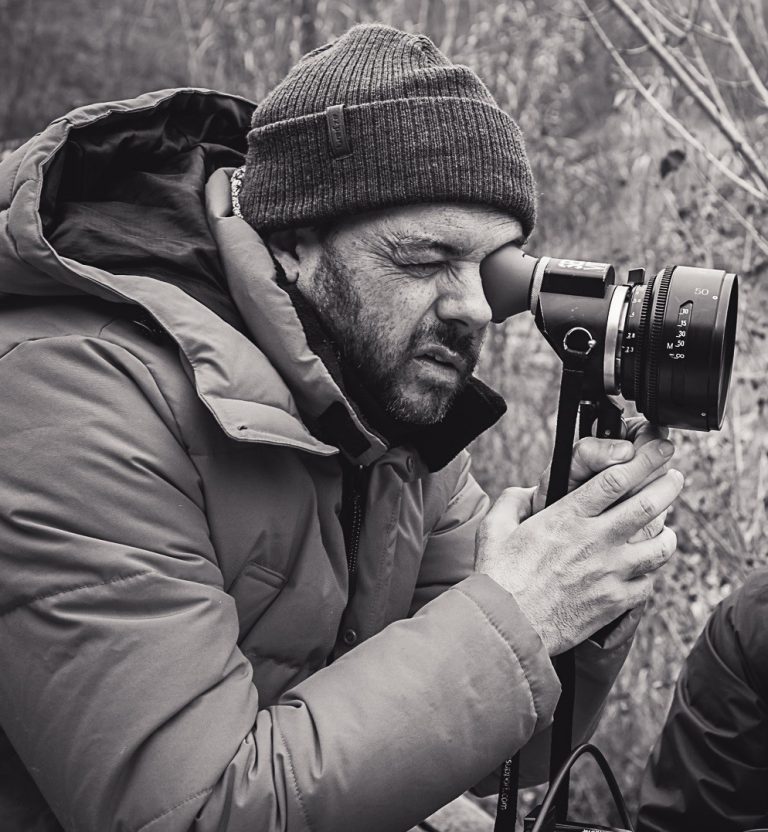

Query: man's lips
<box><xmin>414</xmin><ymin>344</ymin><xmax>465</xmax><ymax>372</ymax></box>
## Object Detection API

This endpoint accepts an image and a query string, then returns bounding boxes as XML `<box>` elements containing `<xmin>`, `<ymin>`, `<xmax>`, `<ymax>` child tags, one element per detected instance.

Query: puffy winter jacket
<box><xmin>637</xmin><ymin>569</ymin><xmax>768</xmax><ymax>832</ymax></box>
<box><xmin>0</xmin><ymin>88</ymin><xmax>638</xmax><ymax>832</ymax></box>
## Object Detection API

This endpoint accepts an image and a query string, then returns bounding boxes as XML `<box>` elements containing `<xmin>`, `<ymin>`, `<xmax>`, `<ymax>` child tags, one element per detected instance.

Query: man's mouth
<box><xmin>414</xmin><ymin>344</ymin><xmax>465</xmax><ymax>373</ymax></box>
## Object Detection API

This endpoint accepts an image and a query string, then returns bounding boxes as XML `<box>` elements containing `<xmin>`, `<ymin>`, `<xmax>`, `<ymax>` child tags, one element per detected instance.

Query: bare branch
<box><xmin>690</xmin><ymin>36</ymin><xmax>731</xmax><ymax>118</ymax></box>
<box><xmin>691</xmin><ymin>159</ymin><xmax>768</xmax><ymax>260</ymax></box>
<box><xmin>635</xmin><ymin>0</ymin><xmax>687</xmax><ymax>41</ymax></box>
<box><xmin>688</xmin><ymin>23</ymin><xmax>730</xmax><ymax>45</ymax></box>
<box><xmin>672</xmin><ymin>40</ymin><xmax>715</xmax><ymax>94</ymax></box>
<box><xmin>747</xmin><ymin>447</ymin><xmax>768</xmax><ymax>546</ymax></box>
<box><xmin>603</xmin><ymin>0</ymin><xmax>768</xmax><ymax>191</ymax></box>
<box><xmin>575</xmin><ymin>0</ymin><xmax>768</xmax><ymax>202</ymax></box>
<box><xmin>654</xmin><ymin>0</ymin><xmax>730</xmax><ymax>44</ymax></box>
<box><xmin>707</xmin><ymin>0</ymin><xmax>768</xmax><ymax>110</ymax></box>
<box><xmin>744</xmin><ymin>0</ymin><xmax>768</xmax><ymax>59</ymax></box>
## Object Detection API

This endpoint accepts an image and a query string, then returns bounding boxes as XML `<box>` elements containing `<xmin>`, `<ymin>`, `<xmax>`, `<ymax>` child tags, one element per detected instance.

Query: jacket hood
<box><xmin>0</xmin><ymin>88</ymin><xmax>505</xmax><ymax>470</ymax></box>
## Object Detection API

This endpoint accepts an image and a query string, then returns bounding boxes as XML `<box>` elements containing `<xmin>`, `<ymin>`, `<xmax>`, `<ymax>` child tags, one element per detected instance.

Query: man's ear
<box><xmin>266</xmin><ymin>227</ymin><xmax>321</xmax><ymax>284</ymax></box>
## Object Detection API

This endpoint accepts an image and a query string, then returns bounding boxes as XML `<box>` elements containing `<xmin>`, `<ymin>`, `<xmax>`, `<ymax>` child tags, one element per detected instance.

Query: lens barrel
<box><xmin>618</xmin><ymin>266</ymin><xmax>738</xmax><ymax>430</ymax></box>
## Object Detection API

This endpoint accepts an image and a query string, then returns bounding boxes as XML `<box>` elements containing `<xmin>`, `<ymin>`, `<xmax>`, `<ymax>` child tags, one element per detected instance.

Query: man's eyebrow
<box><xmin>384</xmin><ymin>232</ymin><xmax>469</xmax><ymax>257</ymax></box>
<box><xmin>384</xmin><ymin>230</ymin><xmax>526</xmax><ymax>257</ymax></box>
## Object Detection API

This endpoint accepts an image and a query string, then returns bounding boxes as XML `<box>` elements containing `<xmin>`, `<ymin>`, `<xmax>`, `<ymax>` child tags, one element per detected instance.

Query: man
<box><xmin>637</xmin><ymin>570</ymin><xmax>768</xmax><ymax>832</ymax></box>
<box><xmin>0</xmin><ymin>24</ymin><xmax>682</xmax><ymax>832</ymax></box>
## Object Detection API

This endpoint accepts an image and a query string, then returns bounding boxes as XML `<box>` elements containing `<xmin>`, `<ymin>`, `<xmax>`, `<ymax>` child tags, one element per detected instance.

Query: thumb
<box><xmin>494</xmin><ymin>485</ymin><xmax>537</xmax><ymax>525</ymax></box>
<box><xmin>534</xmin><ymin>437</ymin><xmax>635</xmax><ymax>513</ymax></box>
<box><xmin>569</xmin><ymin>436</ymin><xmax>635</xmax><ymax>483</ymax></box>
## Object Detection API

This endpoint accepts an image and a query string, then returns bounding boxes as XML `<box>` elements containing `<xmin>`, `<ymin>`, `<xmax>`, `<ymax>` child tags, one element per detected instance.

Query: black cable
<box><xmin>530</xmin><ymin>744</ymin><xmax>634</xmax><ymax>832</ymax></box>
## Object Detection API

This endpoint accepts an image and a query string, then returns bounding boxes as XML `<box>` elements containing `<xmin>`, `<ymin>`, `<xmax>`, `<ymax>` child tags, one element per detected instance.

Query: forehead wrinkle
<box><xmin>345</xmin><ymin>204</ymin><xmax>525</xmax><ymax>261</ymax></box>
<box><xmin>394</xmin><ymin>210</ymin><xmax>522</xmax><ymax>256</ymax></box>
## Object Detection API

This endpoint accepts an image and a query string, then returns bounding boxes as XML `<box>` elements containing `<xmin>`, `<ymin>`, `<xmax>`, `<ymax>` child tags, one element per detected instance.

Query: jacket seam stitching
<box><xmin>276</xmin><ymin>719</ymin><xmax>314</xmax><ymax>832</ymax></box>
<box><xmin>0</xmin><ymin>334</ymin><xmax>187</xmax><ymax>450</ymax></box>
<box><xmin>424</xmin><ymin>455</ymin><xmax>467</xmax><ymax>535</ymax></box>
<box><xmin>93</xmin><ymin>332</ymin><xmax>192</xmax><ymax>454</ymax></box>
<box><xmin>233</xmin><ymin>558</ymin><xmax>286</xmax><ymax>587</ymax></box>
<box><xmin>133</xmin><ymin>784</ymin><xmax>215</xmax><ymax>832</ymax></box>
<box><xmin>6</xmin><ymin>151</ymin><xmax>25</xmax><ymax>207</ymax></box>
<box><xmin>7</xmin><ymin>333</ymin><xmax>213</xmax><ymax>518</ymax></box>
<box><xmin>444</xmin><ymin>454</ymin><xmax>471</xmax><ymax>511</ymax></box>
<box><xmin>97</xmin><ymin>315</ymin><xmax>139</xmax><ymax>338</ymax></box>
<box><xmin>453</xmin><ymin>586</ymin><xmax>540</xmax><ymax>719</ymax></box>
<box><xmin>70</xmin><ymin>332</ymin><xmax>222</xmax><ymax>562</ymax></box>
<box><xmin>0</xmin><ymin>571</ymin><xmax>152</xmax><ymax>619</ymax></box>
<box><xmin>243</xmin><ymin>647</ymin><xmax>307</xmax><ymax>671</ymax></box>
<box><xmin>368</xmin><ymin>487</ymin><xmax>403</xmax><ymax>636</ymax></box>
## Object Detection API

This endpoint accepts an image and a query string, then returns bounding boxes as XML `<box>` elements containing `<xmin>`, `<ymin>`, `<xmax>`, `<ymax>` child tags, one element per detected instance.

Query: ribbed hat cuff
<box><xmin>240</xmin><ymin>96</ymin><xmax>536</xmax><ymax>235</ymax></box>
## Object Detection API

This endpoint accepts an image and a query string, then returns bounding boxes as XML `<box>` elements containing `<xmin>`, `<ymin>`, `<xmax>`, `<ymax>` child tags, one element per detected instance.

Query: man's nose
<box><xmin>434</xmin><ymin>266</ymin><xmax>493</xmax><ymax>333</ymax></box>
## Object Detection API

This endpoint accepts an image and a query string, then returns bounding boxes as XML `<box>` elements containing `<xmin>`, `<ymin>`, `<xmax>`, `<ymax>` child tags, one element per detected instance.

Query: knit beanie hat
<box><xmin>239</xmin><ymin>23</ymin><xmax>536</xmax><ymax>236</ymax></box>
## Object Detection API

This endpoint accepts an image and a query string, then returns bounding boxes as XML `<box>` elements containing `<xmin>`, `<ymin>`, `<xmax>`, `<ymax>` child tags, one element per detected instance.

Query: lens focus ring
<box><xmin>645</xmin><ymin>266</ymin><xmax>675</xmax><ymax>422</ymax></box>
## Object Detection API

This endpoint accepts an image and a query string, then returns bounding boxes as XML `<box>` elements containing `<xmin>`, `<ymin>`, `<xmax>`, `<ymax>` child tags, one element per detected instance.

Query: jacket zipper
<box><xmin>344</xmin><ymin>464</ymin><xmax>367</xmax><ymax>599</ymax></box>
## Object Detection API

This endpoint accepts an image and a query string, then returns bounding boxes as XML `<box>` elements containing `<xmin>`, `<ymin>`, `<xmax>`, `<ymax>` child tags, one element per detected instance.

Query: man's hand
<box><xmin>475</xmin><ymin>435</ymin><xmax>682</xmax><ymax>656</ymax></box>
<box><xmin>532</xmin><ymin>416</ymin><xmax>673</xmax><ymax>544</ymax></box>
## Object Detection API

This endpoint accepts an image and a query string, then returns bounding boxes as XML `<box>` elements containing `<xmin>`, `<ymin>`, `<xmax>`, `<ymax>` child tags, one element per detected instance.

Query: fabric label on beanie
<box><xmin>326</xmin><ymin>105</ymin><xmax>352</xmax><ymax>159</ymax></box>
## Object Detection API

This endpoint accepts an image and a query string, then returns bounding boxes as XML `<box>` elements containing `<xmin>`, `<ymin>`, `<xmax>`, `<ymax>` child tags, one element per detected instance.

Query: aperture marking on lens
<box><xmin>668</xmin><ymin>302</ymin><xmax>692</xmax><ymax>361</ymax></box>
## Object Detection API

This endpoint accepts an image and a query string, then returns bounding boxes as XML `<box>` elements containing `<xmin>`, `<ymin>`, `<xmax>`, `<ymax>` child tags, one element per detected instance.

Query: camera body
<box><xmin>480</xmin><ymin>246</ymin><xmax>739</xmax><ymax>431</ymax></box>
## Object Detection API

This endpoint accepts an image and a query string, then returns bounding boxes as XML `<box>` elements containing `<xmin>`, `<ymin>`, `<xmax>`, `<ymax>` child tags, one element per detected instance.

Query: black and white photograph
<box><xmin>0</xmin><ymin>1</ymin><xmax>765</xmax><ymax>830</ymax></box>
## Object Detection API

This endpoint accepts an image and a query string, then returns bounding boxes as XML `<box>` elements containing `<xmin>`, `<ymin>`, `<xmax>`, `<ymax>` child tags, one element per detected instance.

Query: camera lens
<box><xmin>617</xmin><ymin>266</ymin><xmax>739</xmax><ymax>430</ymax></box>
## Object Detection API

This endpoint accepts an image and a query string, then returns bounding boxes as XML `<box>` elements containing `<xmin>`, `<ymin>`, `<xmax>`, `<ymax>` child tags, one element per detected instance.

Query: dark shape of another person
<box><xmin>638</xmin><ymin>570</ymin><xmax>768</xmax><ymax>832</ymax></box>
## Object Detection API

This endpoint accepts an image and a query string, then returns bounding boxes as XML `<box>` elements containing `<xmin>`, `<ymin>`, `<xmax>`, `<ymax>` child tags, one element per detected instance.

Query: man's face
<box><xmin>294</xmin><ymin>203</ymin><xmax>524</xmax><ymax>425</ymax></box>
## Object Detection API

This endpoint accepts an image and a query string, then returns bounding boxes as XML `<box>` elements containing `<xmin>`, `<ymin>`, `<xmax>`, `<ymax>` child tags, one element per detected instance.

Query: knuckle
<box><xmin>594</xmin><ymin>571</ymin><xmax>625</xmax><ymax>604</ymax></box>
<box><xmin>624</xmin><ymin>575</ymin><xmax>653</xmax><ymax>608</ymax></box>
<box><xmin>546</xmin><ymin>510</ymin><xmax>571</xmax><ymax>542</ymax></box>
<box><xmin>633</xmin><ymin>575</ymin><xmax>654</xmax><ymax>605</ymax></box>
<box><xmin>637</xmin><ymin>493</ymin><xmax>658</xmax><ymax>521</ymax></box>
<box><xmin>639</xmin><ymin>446</ymin><xmax>662</xmax><ymax>475</ymax></box>
<box><xmin>629</xmin><ymin>553</ymin><xmax>655</xmax><ymax>579</ymax></box>
<box><xmin>607</xmin><ymin>581</ymin><xmax>628</xmax><ymax>607</ymax></box>
<box><xmin>641</xmin><ymin>514</ymin><xmax>665</xmax><ymax>540</ymax></box>
<box><xmin>637</xmin><ymin>523</ymin><xmax>655</xmax><ymax>541</ymax></box>
<box><xmin>573</xmin><ymin>437</ymin><xmax>591</xmax><ymax>458</ymax></box>
<box><xmin>599</xmin><ymin>467</ymin><xmax>628</xmax><ymax>498</ymax></box>
<box><xmin>642</xmin><ymin>575</ymin><xmax>654</xmax><ymax>600</ymax></box>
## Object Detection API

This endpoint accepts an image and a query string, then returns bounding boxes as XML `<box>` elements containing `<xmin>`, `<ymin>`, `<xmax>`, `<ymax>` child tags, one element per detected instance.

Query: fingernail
<box><xmin>610</xmin><ymin>441</ymin><xmax>633</xmax><ymax>461</ymax></box>
<box><xmin>658</xmin><ymin>440</ymin><xmax>675</xmax><ymax>458</ymax></box>
<box><xmin>670</xmin><ymin>468</ymin><xmax>685</xmax><ymax>486</ymax></box>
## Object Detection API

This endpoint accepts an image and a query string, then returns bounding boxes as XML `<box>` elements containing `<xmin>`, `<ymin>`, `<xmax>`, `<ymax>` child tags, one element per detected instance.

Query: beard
<box><xmin>305</xmin><ymin>241</ymin><xmax>484</xmax><ymax>425</ymax></box>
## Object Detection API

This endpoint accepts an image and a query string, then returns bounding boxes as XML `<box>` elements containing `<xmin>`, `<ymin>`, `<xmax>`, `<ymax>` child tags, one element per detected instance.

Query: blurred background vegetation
<box><xmin>2</xmin><ymin>0</ymin><xmax>766</xmax><ymax>827</ymax></box>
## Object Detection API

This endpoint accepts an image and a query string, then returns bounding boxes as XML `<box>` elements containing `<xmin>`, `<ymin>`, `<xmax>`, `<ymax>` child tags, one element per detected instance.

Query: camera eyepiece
<box><xmin>480</xmin><ymin>246</ymin><xmax>739</xmax><ymax>431</ymax></box>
